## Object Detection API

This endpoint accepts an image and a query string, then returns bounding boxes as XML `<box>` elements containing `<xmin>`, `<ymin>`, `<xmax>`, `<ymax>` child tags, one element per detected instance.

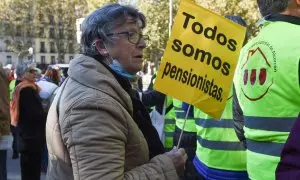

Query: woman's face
<box><xmin>107</xmin><ymin>17</ymin><xmax>147</xmax><ymax>74</ymax></box>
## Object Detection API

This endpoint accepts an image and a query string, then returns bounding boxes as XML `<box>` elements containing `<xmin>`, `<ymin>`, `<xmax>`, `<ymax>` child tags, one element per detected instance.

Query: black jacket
<box><xmin>141</xmin><ymin>74</ymin><xmax>166</xmax><ymax>114</ymax></box>
<box><xmin>18</xmin><ymin>87</ymin><xmax>46</xmax><ymax>151</ymax></box>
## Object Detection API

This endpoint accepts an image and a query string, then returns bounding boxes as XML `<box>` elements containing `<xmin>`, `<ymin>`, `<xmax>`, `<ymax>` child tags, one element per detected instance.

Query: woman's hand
<box><xmin>165</xmin><ymin>147</ymin><xmax>188</xmax><ymax>175</ymax></box>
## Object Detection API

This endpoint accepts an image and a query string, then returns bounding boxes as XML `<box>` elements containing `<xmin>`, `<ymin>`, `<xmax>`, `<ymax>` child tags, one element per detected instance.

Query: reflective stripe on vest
<box><xmin>174</xmin><ymin>107</ymin><xmax>182</xmax><ymax>111</ymax></box>
<box><xmin>246</xmin><ymin>139</ymin><xmax>283</xmax><ymax>157</ymax></box>
<box><xmin>198</xmin><ymin>136</ymin><xmax>246</xmax><ymax>151</ymax></box>
<box><xmin>173</xmin><ymin>99</ymin><xmax>196</xmax><ymax>132</ymax></box>
<box><xmin>164</xmin><ymin>131</ymin><xmax>174</xmax><ymax>137</ymax></box>
<box><xmin>165</xmin><ymin>119</ymin><xmax>174</xmax><ymax>124</ymax></box>
<box><xmin>244</xmin><ymin>116</ymin><xmax>296</xmax><ymax>132</ymax></box>
<box><xmin>195</xmin><ymin>118</ymin><xmax>234</xmax><ymax>128</ymax></box>
<box><xmin>176</xmin><ymin>111</ymin><xmax>196</xmax><ymax>119</ymax></box>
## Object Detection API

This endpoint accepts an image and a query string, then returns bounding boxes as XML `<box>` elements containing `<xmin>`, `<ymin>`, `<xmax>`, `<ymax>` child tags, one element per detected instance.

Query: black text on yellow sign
<box><xmin>154</xmin><ymin>0</ymin><xmax>246</xmax><ymax>119</ymax></box>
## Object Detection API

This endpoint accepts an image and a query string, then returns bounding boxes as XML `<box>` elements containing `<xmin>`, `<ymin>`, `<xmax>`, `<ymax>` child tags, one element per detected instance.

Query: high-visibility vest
<box><xmin>163</xmin><ymin>96</ymin><xmax>176</xmax><ymax>148</ymax></box>
<box><xmin>9</xmin><ymin>79</ymin><xmax>16</xmax><ymax>100</ymax></box>
<box><xmin>193</xmin><ymin>96</ymin><xmax>248</xmax><ymax>179</ymax></box>
<box><xmin>173</xmin><ymin>99</ymin><xmax>196</xmax><ymax>132</ymax></box>
<box><xmin>234</xmin><ymin>20</ymin><xmax>300</xmax><ymax>180</ymax></box>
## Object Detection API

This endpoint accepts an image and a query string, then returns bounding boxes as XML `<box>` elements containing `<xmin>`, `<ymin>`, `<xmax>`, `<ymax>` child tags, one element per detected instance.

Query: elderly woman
<box><xmin>11</xmin><ymin>61</ymin><xmax>46</xmax><ymax>180</ymax></box>
<box><xmin>46</xmin><ymin>3</ymin><xmax>187</xmax><ymax>180</ymax></box>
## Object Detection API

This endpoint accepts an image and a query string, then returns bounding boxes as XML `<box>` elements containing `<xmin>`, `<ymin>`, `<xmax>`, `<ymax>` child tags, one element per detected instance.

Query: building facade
<box><xmin>0</xmin><ymin>2</ymin><xmax>78</xmax><ymax>68</ymax></box>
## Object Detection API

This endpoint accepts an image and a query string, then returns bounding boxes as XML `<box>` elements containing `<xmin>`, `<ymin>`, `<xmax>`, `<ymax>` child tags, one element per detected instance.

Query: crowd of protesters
<box><xmin>0</xmin><ymin>0</ymin><xmax>300</xmax><ymax>180</ymax></box>
<box><xmin>0</xmin><ymin>63</ymin><xmax>68</xmax><ymax>180</ymax></box>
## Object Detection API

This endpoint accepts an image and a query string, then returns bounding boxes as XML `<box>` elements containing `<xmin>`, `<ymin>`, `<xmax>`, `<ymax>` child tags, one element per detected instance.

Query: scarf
<box><xmin>89</xmin><ymin>54</ymin><xmax>165</xmax><ymax>158</ymax></box>
<box><xmin>10</xmin><ymin>79</ymin><xmax>40</xmax><ymax>127</ymax></box>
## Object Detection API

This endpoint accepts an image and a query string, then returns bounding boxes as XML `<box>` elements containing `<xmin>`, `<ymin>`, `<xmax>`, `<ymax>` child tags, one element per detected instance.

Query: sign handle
<box><xmin>176</xmin><ymin>104</ymin><xmax>191</xmax><ymax>148</ymax></box>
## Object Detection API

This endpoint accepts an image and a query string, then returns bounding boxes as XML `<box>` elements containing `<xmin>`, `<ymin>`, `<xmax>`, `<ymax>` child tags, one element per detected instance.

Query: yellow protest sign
<box><xmin>154</xmin><ymin>0</ymin><xmax>246</xmax><ymax>119</ymax></box>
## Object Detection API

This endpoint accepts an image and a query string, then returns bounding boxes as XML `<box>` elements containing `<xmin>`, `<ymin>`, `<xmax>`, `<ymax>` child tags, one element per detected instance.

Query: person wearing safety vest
<box><xmin>173</xmin><ymin>99</ymin><xmax>198</xmax><ymax>179</ymax></box>
<box><xmin>139</xmin><ymin>73</ymin><xmax>176</xmax><ymax>150</ymax></box>
<box><xmin>193</xmin><ymin>92</ymin><xmax>248</xmax><ymax>180</ymax></box>
<box><xmin>233</xmin><ymin>0</ymin><xmax>300</xmax><ymax>179</ymax></box>
<box><xmin>163</xmin><ymin>96</ymin><xmax>176</xmax><ymax>150</ymax></box>
<box><xmin>9</xmin><ymin>79</ymin><xmax>16</xmax><ymax>100</ymax></box>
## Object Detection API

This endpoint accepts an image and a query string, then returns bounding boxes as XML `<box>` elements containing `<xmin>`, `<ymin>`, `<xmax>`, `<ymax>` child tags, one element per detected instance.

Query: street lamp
<box><xmin>28</xmin><ymin>47</ymin><xmax>34</xmax><ymax>62</ymax></box>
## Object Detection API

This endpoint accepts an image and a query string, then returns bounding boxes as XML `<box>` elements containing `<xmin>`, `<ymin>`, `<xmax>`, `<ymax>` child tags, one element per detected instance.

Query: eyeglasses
<box><xmin>29</xmin><ymin>69</ymin><xmax>37</xmax><ymax>74</ymax></box>
<box><xmin>106</xmin><ymin>31</ymin><xmax>149</xmax><ymax>45</ymax></box>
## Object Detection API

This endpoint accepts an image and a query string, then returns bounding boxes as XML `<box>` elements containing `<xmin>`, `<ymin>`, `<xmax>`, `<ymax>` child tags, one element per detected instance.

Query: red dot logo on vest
<box><xmin>240</xmin><ymin>43</ymin><xmax>276</xmax><ymax>101</ymax></box>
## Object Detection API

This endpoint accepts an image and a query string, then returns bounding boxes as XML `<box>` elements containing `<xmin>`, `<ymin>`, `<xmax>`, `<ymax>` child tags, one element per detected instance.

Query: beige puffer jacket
<box><xmin>46</xmin><ymin>55</ymin><xmax>178</xmax><ymax>180</ymax></box>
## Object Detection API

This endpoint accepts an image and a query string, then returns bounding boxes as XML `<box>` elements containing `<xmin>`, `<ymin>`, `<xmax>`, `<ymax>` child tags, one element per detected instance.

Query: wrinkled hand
<box><xmin>165</xmin><ymin>147</ymin><xmax>188</xmax><ymax>175</ymax></box>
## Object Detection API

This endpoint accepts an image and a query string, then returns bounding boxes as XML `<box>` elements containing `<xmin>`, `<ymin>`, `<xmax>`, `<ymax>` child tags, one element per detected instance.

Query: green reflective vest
<box><xmin>9</xmin><ymin>79</ymin><xmax>16</xmax><ymax>100</ymax></box>
<box><xmin>164</xmin><ymin>96</ymin><xmax>176</xmax><ymax>149</ymax></box>
<box><xmin>173</xmin><ymin>99</ymin><xmax>196</xmax><ymax>133</ymax></box>
<box><xmin>194</xmin><ymin>95</ymin><xmax>247</xmax><ymax>172</ymax></box>
<box><xmin>234</xmin><ymin>21</ymin><xmax>300</xmax><ymax>180</ymax></box>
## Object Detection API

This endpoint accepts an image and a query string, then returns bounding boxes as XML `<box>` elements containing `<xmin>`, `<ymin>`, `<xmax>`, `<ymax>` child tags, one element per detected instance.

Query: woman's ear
<box><xmin>95</xmin><ymin>39</ymin><xmax>109</xmax><ymax>56</ymax></box>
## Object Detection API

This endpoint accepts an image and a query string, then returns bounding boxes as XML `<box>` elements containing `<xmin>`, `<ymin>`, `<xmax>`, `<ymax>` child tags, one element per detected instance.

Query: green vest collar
<box><xmin>265</xmin><ymin>13</ymin><xmax>300</xmax><ymax>26</ymax></box>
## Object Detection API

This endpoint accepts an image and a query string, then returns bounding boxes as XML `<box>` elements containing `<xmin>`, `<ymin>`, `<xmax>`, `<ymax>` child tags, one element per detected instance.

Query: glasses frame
<box><xmin>106</xmin><ymin>31</ymin><xmax>149</xmax><ymax>45</ymax></box>
<box><xmin>29</xmin><ymin>69</ymin><xmax>37</xmax><ymax>74</ymax></box>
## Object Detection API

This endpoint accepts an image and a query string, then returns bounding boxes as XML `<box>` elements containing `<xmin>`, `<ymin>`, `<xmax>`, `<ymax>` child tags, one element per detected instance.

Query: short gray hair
<box><xmin>80</xmin><ymin>3</ymin><xmax>146</xmax><ymax>57</ymax></box>
<box><xmin>2</xmin><ymin>67</ymin><xmax>10</xmax><ymax>78</ymax></box>
<box><xmin>15</xmin><ymin>60</ymin><xmax>36</xmax><ymax>78</ymax></box>
<box><xmin>257</xmin><ymin>0</ymin><xmax>292</xmax><ymax>17</ymax></box>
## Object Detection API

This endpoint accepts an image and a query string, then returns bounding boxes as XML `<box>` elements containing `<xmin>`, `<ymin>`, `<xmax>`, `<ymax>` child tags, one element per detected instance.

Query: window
<box><xmin>48</xmin><ymin>15</ymin><xmax>54</xmax><ymax>24</ymax></box>
<box><xmin>38</xmin><ymin>13</ymin><xmax>44</xmax><ymax>22</ymax></box>
<box><xmin>39</xmin><ymin>27</ymin><xmax>44</xmax><ymax>37</ymax></box>
<box><xmin>4</xmin><ymin>24</ymin><xmax>11</xmax><ymax>35</ymax></box>
<box><xmin>50</xmin><ymin>42</ymin><xmax>55</xmax><ymax>53</ymax></box>
<box><xmin>4</xmin><ymin>40</ymin><xmax>11</xmax><ymax>52</ymax></box>
<box><xmin>40</xmin><ymin>42</ymin><xmax>45</xmax><ymax>53</ymax></box>
<box><xmin>59</xmin><ymin>29</ymin><xmax>64</xmax><ymax>39</ymax></box>
<box><xmin>68</xmin><ymin>44</ymin><xmax>74</xmax><ymax>53</ymax></box>
<box><xmin>49</xmin><ymin>28</ymin><xmax>55</xmax><ymax>39</ymax></box>
<box><xmin>27</xmin><ymin>40</ymin><xmax>32</xmax><ymax>47</ymax></box>
<box><xmin>26</xmin><ymin>27</ymin><xmax>32</xmax><ymax>37</ymax></box>
<box><xmin>41</xmin><ymin>56</ymin><xmax>46</xmax><ymax>64</ymax></box>
<box><xmin>51</xmin><ymin>56</ymin><xmax>56</xmax><ymax>64</ymax></box>
<box><xmin>16</xmin><ymin>26</ymin><xmax>21</xmax><ymax>36</ymax></box>
<box><xmin>27</xmin><ymin>14</ymin><xmax>32</xmax><ymax>21</ymax></box>
<box><xmin>6</xmin><ymin>56</ymin><xmax>12</xmax><ymax>64</ymax></box>
<box><xmin>68</xmin><ymin>33</ymin><xmax>74</xmax><ymax>40</ymax></box>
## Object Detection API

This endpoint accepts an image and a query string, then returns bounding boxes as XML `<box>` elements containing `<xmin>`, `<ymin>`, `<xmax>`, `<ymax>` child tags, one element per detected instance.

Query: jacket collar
<box><xmin>265</xmin><ymin>13</ymin><xmax>300</xmax><ymax>26</ymax></box>
<box><xmin>68</xmin><ymin>54</ymin><xmax>133</xmax><ymax>114</ymax></box>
